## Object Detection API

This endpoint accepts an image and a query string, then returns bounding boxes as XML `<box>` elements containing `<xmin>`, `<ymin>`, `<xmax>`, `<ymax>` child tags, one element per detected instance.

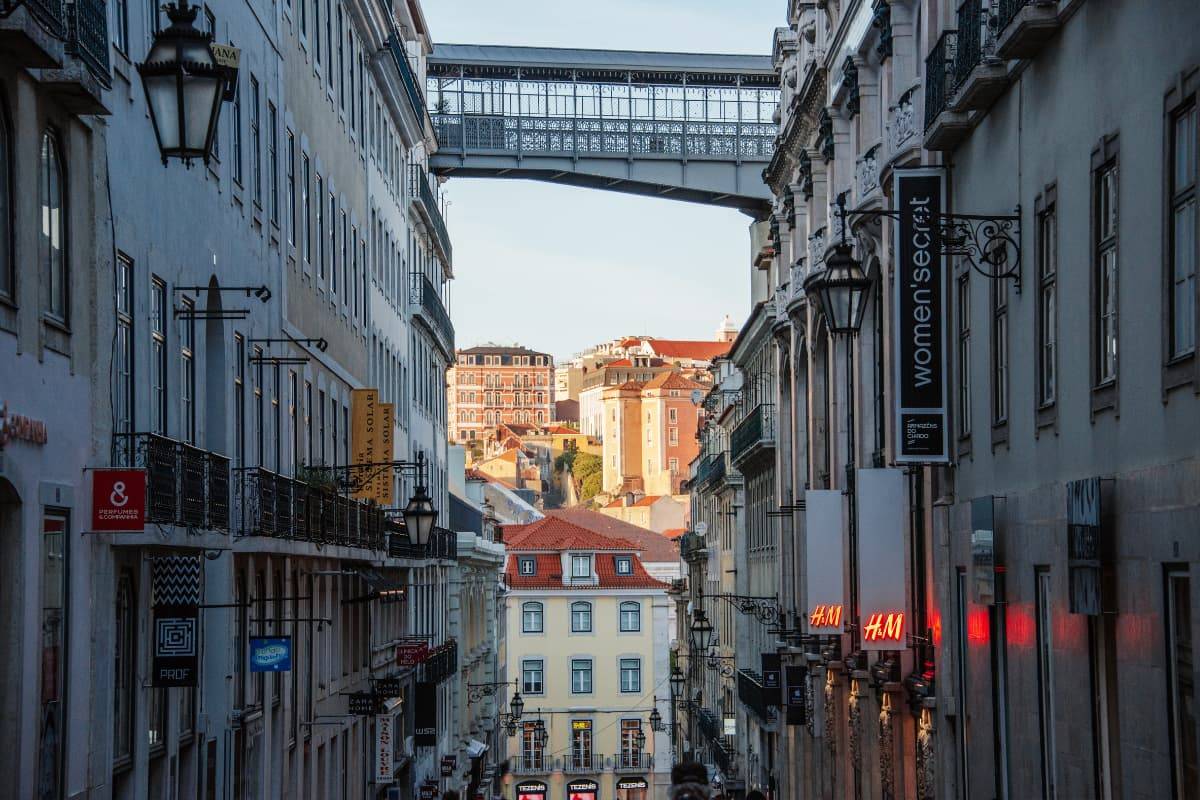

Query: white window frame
<box><xmin>619</xmin><ymin>601</ymin><xmax>641</xmax><ymax>632</ymax></box>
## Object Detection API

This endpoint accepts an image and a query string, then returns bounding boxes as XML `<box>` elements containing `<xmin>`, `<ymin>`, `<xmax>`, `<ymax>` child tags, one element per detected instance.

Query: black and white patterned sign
<box><xmin>152</xmin><ymin>555</ymin><xmax>201</xmax><ymax>687</ymax></box>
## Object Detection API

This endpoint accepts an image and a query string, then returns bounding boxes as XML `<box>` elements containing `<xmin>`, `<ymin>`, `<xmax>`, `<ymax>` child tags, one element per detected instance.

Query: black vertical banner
<box><xmin>761</xmin><ymin>653</ymin><xmax>781</xmax><ymax>706</ymax></box>
<box><xmin>414</xmin><ymin>681</ymin><xmax>437</xmax><ymax>746</ymax></box>
<box><xmin>151</xmin><ymin>555</ymin><xmax>202</xmax><ymax>687</ymax></box>
<box><xmin>785</xmin><ymin>665</ymin><xmax>806</xmax><ymax>726</ymax></box>
<box><xmin>893</xmin><ymin>168</ymin><xmax>950</xmax><ymax>463</ymax></box>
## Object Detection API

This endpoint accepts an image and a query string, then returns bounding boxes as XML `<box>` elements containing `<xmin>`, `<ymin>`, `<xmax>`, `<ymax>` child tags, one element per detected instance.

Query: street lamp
<box><xmin>137</xmin><ymin>0</ymin><xmax>231</xmax><ymax>166</ymax></box>
<box><xmin>804</xmin><ymin>240</ymin><xmax>872</xmax><ymax>335</ymax></box>
<box><xmin>669</xmin><ymin>666</ymin><xmax>685</xmax><ymax>701</ymax></box>
<box><xmin>402</xmin><ymin>454</ymin><xmax>438</xmax><ymax>548</ymax></box>
<box><xmin>634</xmin><ymin>727</ymin><xmax>647</xmax><ymax>751</ymax></box>
<box><xmin>649</xmin><ymin>707</ymin><xmax>663</xmax><ymax>732</ymax></box>
<box><xmin>689</xmin><ymin>609</ymin><xmax>716</xmax><ymax>653</ymax></box>
<box><xmin>509</xmin><ymin>690</ymin><xmax>524</xmax><ymax>722</ymax></box>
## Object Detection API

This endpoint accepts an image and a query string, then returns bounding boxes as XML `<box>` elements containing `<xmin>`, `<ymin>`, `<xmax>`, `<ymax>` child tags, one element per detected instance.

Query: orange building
<box><xmin>448</xmin><ymin>345</ymin><xmax>554</xmax><ymax>444</ymax></box>
<box><xmin>601</xmin><ymin>371</ymin><xmax>705</xmax><ymax>496</ymax></box>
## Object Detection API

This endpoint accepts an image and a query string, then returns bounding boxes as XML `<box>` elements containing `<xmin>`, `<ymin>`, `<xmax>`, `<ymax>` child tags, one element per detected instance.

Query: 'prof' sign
<box><xmin>92</xmin><ymin>469</ymin><xmax>146</xmax><ymax>532</ymax></box>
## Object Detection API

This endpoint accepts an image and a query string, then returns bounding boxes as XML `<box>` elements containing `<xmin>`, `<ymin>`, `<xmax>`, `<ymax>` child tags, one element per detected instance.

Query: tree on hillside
<box><xmin>572</xmin><ymin>452</ymin><xmax>602</xmax><ymax>483</ymax></box>
<box><xmin>580</xmin><ymin>471</ymin><xmax>603</xmax><ymax>501</ymax></box>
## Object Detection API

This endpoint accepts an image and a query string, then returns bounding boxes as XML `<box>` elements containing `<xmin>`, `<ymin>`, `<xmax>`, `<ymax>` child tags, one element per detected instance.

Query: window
<box><xmin>1169</xmin><ymin>101</ymin><xmax>1197</xmax><ymax>361</ymax></box>
<box><xmin>329</xmin><ymin>192</ymin><xmax>336</xmax><ymax>292</ymax></box>
<box><xmin>250</xmin><ymin>75</ymin><xmax>261</xmax><ymax>205</ymax></box>
<box><xmin>1036</xmin><ymin>194</ymin><xmax>1058</xmax><ymax>408</ymax></box>
<box><xmin>324</xmin><ymin>0</ymin><xmax>332</xmax><ymax>88</ymax></box>
<box><xmin>668</xmin><ymin>458</ymin><xmax>679</xmax><ymax>473</ymax></box>
<box><xmin>619</xmin><ymin>601</ymin><xmax>641</xmax><ymax>632</ymax></box>
<box><xmin>39</xmin><ymin>511</ymin><xmax>67</xmax><ymax>795</ymax></box>
<box><xmin>1170</xmin><ymin>570</ymin><xmax>1200</xmax><ymax>800</ymax></box>
<box><xmin>571</xmin><ymin>659</ymin><xmax>593</xmax><ymax>693</ymax></box>
<box><xmin>518</xmin><ymin>557</ymin><xmax>535</xmax><ymax>575</ymax></box>
<box><xmin>112</xmin><ymin>0</ymin><xmax>128</xmax><ymax>52</ymax></box>
<box><xmin>522</xmin><ymin>601</ymin><xmax>543</xmax><ymax>633</ymax></box>
<box><xmin>619</xmin><ymin>658</ymin><xmax>641</xmax><ymax>693</ymax></box>
<box><xmin>268</xmin><ymin>103</ymin><xmax>279</xmax><ymax>225</ymax></box>
<box><xmin>146</xmin><ymin>0</ymin><xmax>160</xmax><ymax>32</ymax></box>
<box><xmin>521</xmin><ymin>723</ymin><xmax>544</xmax><ymax>770</ymax></box>
<box><xmin>115</xmin><ymin>255</ymin><xmax>134</xmax><ymax>435</ymax></box>
<box><xmin>231</xmin><ymin>76</ymin><xmax>243</xmax><ymax>185</ymax></box>
<box><xmin>180</xmin><ymin>297</ymin><xmax>196</xmax><ymax>443</ymax></box>
<box><xmin>289</xmin><ymin>371</ymin><xmax>298</xmax><ymax>472</ymax></box>
<box><xmin>957</xmin><ymin>274</ymin><xmax>971</xmax><ymax>439</ymax></box>
<box><xmin>615</xmin><ymin>557</ymin><xmax>632</xmax><ymax>576</ymax></box>
<box><xmin>991</xmin><ymin>275</ymin><xmax>1008</xmax><ymax>427</ymax></box>
<box><xmin>570</xmin><ymin>601</ymin><xmax>592</xmax><ymax>633</ymax></box>
<box><xmin>316</xmin><ymin>173</ymin><xmax>325</xmax><ymax>277</ymax></box>
<box><xmin>620</xmin><ymin>719</ymin><xmax>643</xmax><ymax>768</ymax></box>
<box><xmin>669</xmin><ymin>427</ymin><xmax>679</xmax><ymax>446</ymax></box>
<box><xmin>1093</xmin><ymin>140</ymin><xmax>1119</xmax><ymax>388</ymax></box>
<box><xmin>0</xmin><ymin>95</ymin><xmax>9</xmax><ymax>303</ymax></box>
<box><xmin>272</xmin><ymin>365</ymin><xmax>281</xmax><ymax>470</ymax></box>
<box><xmin>522</xmin><ymin>659</ymin><xmax>544</xmax><ymax>694</ymax></box>
<box><xmin>668</xmin><ymin>407</ymin><xmax>678</xmax><ymax>423</ymax></box>
<box><xmin>571</xmin><ymin>719</ymin><xmax>593</xmax><ymax>768</ymax></box>
<box><xmin>113</xmin><ymin>569</ymin><xmax>135</xmax><ymax>768</ymax></box>
<box><xmin>286</xmin><ymin>130</ymin><xmax>296</xmax><ymax>244</ymax></box>
<box><xmin>302</xmin><ymin>154</ymin><xmax>311</xmax><ymax>262</ymax></box>
<box><xmin>312</xmin><ymin>0</ymin><xmax>319</xmax><ymax>61</ymax></box>
<box><xmin>336</xmin><ymin>6</ymin><xmax>345</xmax><ymax>109</ymax></box>
<box><xmin>254</xmin><ymin>347</ymin><xmax>265</xmax><ymax>465</ymax></box>
<box><xmin>40</xmin><ymin>129</ymin><xmax>67</xmax><ymax>323</ymax></box>
<box><xmin>235</xmin><ymin>334</ymin><xmax>246</xmax><ymax>464</ymax></box>
<box><xmin>571</xmin><ymin>555</ymin><xmax>591</xmax><ymax>579</ymax></box>
<box><xmin>151</xmin><ymin>278</ymin><xmax>168</xmax><ymax>435</ymax></box>
<box><xmin>304</xmin><ymin>380</ymin><xmax>313</xmax><ymax>464</ymax></box>
<box><xmin>1035</xmin><ymin>568</ymin><xmax>1057</xmax><ymax>800</ymax></box>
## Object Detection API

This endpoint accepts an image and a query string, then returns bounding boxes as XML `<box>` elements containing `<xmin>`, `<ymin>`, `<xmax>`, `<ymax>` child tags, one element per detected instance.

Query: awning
<box><xmin>465</xmin><ymin>738</ymin><xmax>488</xmax><ymax>759</ymax></box>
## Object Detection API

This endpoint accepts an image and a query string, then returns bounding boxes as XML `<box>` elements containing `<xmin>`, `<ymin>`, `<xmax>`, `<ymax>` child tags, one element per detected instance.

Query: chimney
<box><xmin>625</xmin><ymin>492</ymin><xmax>636</xmax><ymax>507</ymax></box>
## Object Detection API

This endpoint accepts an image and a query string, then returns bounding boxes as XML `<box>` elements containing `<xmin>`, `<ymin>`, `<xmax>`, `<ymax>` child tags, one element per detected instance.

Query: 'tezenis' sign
<box><xmin>893</xmin><ymin>168</ymin><xmax>950</xmax><ymax>463</ymax></box>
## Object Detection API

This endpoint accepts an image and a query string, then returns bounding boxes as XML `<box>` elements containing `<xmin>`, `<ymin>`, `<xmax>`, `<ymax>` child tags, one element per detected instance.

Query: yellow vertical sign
<box><xmin>351</xmin><ymin>389</ymin><xmax>379</xmax><ymax>501</ymax></box>
<box><xmin>377</xmin><ymin>403</ymin><xmax>395</xmax><ymax>505</ymax></box>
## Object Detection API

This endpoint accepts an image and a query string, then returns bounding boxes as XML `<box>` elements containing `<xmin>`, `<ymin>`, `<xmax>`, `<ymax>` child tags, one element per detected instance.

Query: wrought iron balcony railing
<box><xmin>924</xmin><ymin>30</ymin><xmax>958</xmax><ymax>130</ymax></box>
<box><xmin>563</xmin><ymin>752</ymin><xmax>603</xmax><ymax>773</ymax></box>
<box><xmin>409</xmin><ymin>274</ymin><xmax>455</xmax><ymax>354</ymax></box>
<box><xmin>387</xmin><ymin>522</ymin><xmax>458</xmax><ymax>561</ymax></box>
<box><xmin>112</xmin><ymin>433</ymin><xmax>230</xmax><ymax>530</ymax></box>
<box><xmin>614</xmin><ymin>752</ymin><xmax>652</xmax><ymax>772</ymax></box>
<box><xmin>387</xmin><ymin>33</ymin><xmax>426</xmax><ymax>124</ymax></box>
<box><xmin>737</xmin><ymin>668</ymin><xmax>777</xmax><ymax>724</ymax></box>
<box><xmin>995</xmin><ymin>0</ymin><xmax>1029</xmax><ymax>32</ymax></box>
<box><xmin>411</xmin><ymin>166</ymin><xmax>453</xmax><ymax>267</ymax></box>
<box><xmin>419</xmin><ymin>638</ymin><xmax>458</xmax><ymax>684</ymax></box>
<box><xmin>235</xmin><ymin>468</ymin><xmax>386</xmax><ymax>550</ymax></box>
<box><xmin>66</xmin><ymin>0</ymin><xmax>110</xmax><ymax>87</ymax></box>
<box><xmin>512</xmin><ymin>755</ymin><xmax>548</xmax><ymax>775</ymax></box>
<box><xmin>954</xmin><ymin>1</ymin><xmax>988</xmax><ymax>89</ymax></box>
<box><xmin>2</xmin><ymin>0</ymin><xmax>66</xmax><ymax>38</ymax></box>
<box><xmin>730</xmin><ymin>404</ymin><xmax>775</xmax><ymax>465</ymax></box>
<box><xmin>694</xmin><ymin>452</ymin><xmax>727</xmax><ymax>489</ymax></box>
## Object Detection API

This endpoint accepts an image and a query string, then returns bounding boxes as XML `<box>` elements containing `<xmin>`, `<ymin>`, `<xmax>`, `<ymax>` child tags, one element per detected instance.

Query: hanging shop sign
<box><xmin>374</xmin><ymin>677</ymin><xmax>402</xmax><ymax>698</ymax></box>
<box><xmin>351</xmin><ymin>388</ymin><xmax>387</xmax><ymax>503</ymax></box>
<box><xmin>785</xmin><ymin>665</ymin><xmax>807</xmax><ymax>726</ymax></box>
<box><xmin>805</xmin><ymin>489</ymin><xmax>846</xmax><ymax>634</ymax></box>
<box><xmin>91</xmin><ymin>469</ymin><xmax>147</xmax><ymax>532</ymax></box>
<box><xmin>349</xmin><ymin>692</ymin><xmax>383</xmax><ymax>716</ymax></box>
<box><xmin>617</xmin><ymin>778</ymin><xmax>648</xmax><ymax>790</ymax></box>
<box><xmin>151</xmin><ymin>555</ymin><xmax>202</xmax><ymax>687</ymax></box>
<box><xmin>516</xmin><ymin>781</ymin><xmax>548</xmax><ymax>800</ymax></box>
<box><xmin>567</xmin><ymin>779</ymin><xmax>599</xmax><ymax>800</ymax></box>
<box><xmin>1067</xmin><ymin>477</ymin><xmax>1108</xmax><ymax>615</ymax></box>
<box><xmin>761</xmin><ymin>653</ymin><xmax>781</xmax><ymax>706</ymax></box>
<box><xmin>414</xmin><ymin>681</ymin><xmax>438</xmax><ymax>746</ymax></box>
<box><xmin>419</xmin><ymin>785</ymin><xmax>439</xmax><ymax>800</ymax></box>
<box><xmin>441</xmin><ymin>755</ymin><xmax>457</xmax><ymax>776</ymax></box>
<box><xmin>377</xmin><ymin>403</ymin><xmax>395</xmax><ymax>505</ymax></box>
<box><xmin>396</xmin><ymin>639</ymin><xmax>430</xmax><ymax>667</ymax></box>
<box><xmin>0</xmin><ymin>401</ymin><xmax>48</xmax><ymax>447</ymax></box>
<box><xmin>375</xmin><ymin>712</ymin><xmax>395</xmax><ymax>783</ymax></box>
<box><xmin>971</xmin><ymin>497</ymin><xmax>997</xmax><ymax>605</ymax></box>
<box><xmin>722</xmin><ymin>716</ymin><xmax>736</xmax><ymax>736</ymax></box>
<box><xmin>893</xmin><ymin>167</ymin><xmax>950</xmax><ymax>463</ymax></box>
<box><xmin>857</xmin><ymin>469</ymin><xmax>909</xmax><ymax>650</ymax></box>
<box><xmin>249</xmin><ymin>636</ymin><xmax>293</xmax><ymax>672</ymax></box>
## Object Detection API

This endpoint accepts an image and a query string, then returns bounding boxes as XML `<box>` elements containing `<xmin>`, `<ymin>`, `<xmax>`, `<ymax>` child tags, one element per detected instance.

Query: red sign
<box><xmin>395</xmin><ymin>640</ymin><xmax>429</xmax><ymax>667</ymax></box>
<box><xmin>862</xmin><ymin>611</ymin><xmax>905</xmax><ymax>643</ymax></box>
<box><xmin>91</xmin><ymin>469</ymin><xmax>146</xmax><ymax>532</ymax></box>
<box><xmin>809</xmin><ymin>604</ymin><xmax>843</xmax><ymax>629</ymax></box>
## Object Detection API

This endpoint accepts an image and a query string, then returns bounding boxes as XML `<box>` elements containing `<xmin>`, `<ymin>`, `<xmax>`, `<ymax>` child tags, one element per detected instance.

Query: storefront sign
<box><xmin>805</xmin><ymin>490</ymin><xmax>845</xmax><ymax>634</ymax></box>
<box><xmin>971</xmin><ymin>496</ymin><xmax>997</xmax><ymax>605</ymax></box>
<box><xmin>414</xmin><ymin>681</ymin><xmax>437</xmax><ymax>746</ymax></box>
<box><xmin>0</xmin><ymin>401</ymin><xmax>48</xmax><ymax>447</ymax></box>
<box><xmin>378</xmin><ymin>404</ymin><xmax>395</xmax><ymax>504</ymax></box>
<box><xmin>374</xmin><ymin>677</ymin><xmax>402</xmax><ymax>698</ymax></box>
<box><xmin>722</xmin><ymin>716</ymin><xmax>736</xmax><ymax>736</ymax></box>
<box><xmin>91</xmin><ymin>469</ymin><xmax>147</xmax><ymax>532</ymax></box>
<box><xmin>567</xmin><ymin>779</ymin><xmax>598</xmax><ymax>800</ymax></box>
<box><xmin>375</xmin><ymin>713</ymin><xmax>395</xmax><ymax>783</ymax></box>
<box><xmin>515</xmin><ymin>781</ymin><xmax>547</xmax><ymax>800</ymax></box>
<box><xmin>150</xmin><ymin>555</ymin><xmax>202</xmax><ymax>687</ymax></box>
<box><xmin>761</xmin><ymin>653</ymin><xmax>781</xmax><ymax>706</ymax></box>
<box><xmin>419</xmin><ymin>785</ymin><xmax>438</xmax><ymax>800</ymax></box>
<box><xmin>617</xmin><ymin>778</ymin><xmax>648</xmax><ymax>790</ymax></box>
<box><xmin>441</xmin><ymin>755</ymin><xmax>457</xmax><ymax>776</ymax></box>
<box><xmin>349</xmin><ymin>692</ymin><xmax>382</xmax><ymax>715</ymax></box>
<box><xmin>785</xmin><ymin>665</ymin><xmax>806</xmax><ymax>726</ymax></box>
<box><xmin>893</xmin><ymin>168</ymin><xmax>950</xmax><ymax>463</ymax></box>
<box><xmin>396</xmin><ymin>639</ymin><xmax>429</xmax><ymax>667</ymax></box>
<box><xmin>1067</xmin><ymin>477</ymin><xmax>1104</xmax><ymax>615</ymax></box>
<box><xmin>249</xmin><ymin>636</ymin><xmax>292</xmax><ymax>672</ymax></box>
<box><xmin>857</xmin><ymin>469</ymin><xmax>909</xmax><ymax>651</ymax></box>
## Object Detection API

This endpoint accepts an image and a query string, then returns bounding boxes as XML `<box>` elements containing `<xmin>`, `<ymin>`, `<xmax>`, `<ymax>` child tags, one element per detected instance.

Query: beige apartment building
<box><xmin>601</xmin><ymin>372</ymin><xmax>706</xmax><ymax>496</ymax></box>
<box><xmin>501</xmin><ymin>516</ymin><xmax>673</xmax><ymax>800</ymax></box>
<box><xmin>449</xmin><ymin>345</ymin><xmax>555</xmax><ymax>443</ymax></box>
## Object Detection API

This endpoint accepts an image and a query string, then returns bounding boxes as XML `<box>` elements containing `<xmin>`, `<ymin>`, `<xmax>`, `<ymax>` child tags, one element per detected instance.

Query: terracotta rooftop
<box><xmin>546</xmin><ymin>508</ymin><xmax>680</xmax><ymax>563</ymax></box>
<box><xmin>644</xmin><ymin>371</ymin><xmax>707</xmax><ymax>392</ymax></box>
<box><xmin>503</xmin><ymin>515</ymin><xmax>638</xmax><ymax>552</ymax></box>
<box><xmin>663</xmin><ymin>528</ymin><xmax>687</xmax><ymax>539</ymax></box>
<box><xmin>504</xmin><ymin>551</ymin><xmax>668</xmax><ymax>590</ymax></box>
<box><xmin>644</xmin><ymin>339</ymin><xmax>731</xmax><ymax>361</ymax></box>
<box><xmin>604</xmin><ymin>495</ymin><xmax>665</xmax><ymax>509</ymax></box>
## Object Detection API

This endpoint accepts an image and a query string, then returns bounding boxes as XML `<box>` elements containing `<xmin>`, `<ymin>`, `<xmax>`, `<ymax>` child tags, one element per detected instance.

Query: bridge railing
<box><xmin>431</xmin><ymin>113</ymin><xmax>775</xmax><ymax>160</ymax></box>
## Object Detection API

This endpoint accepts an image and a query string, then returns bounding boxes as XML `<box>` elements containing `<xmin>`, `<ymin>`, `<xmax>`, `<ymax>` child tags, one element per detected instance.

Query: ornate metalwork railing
<box><xmin>410</xmin><ymin>274</ymin><xmax>455</xmax><ymax>354</ymax></box>
<box><xmin>924</xmin><ymin>30</ymin><xmax>958</xmax><ymax>129</ymax></box>
<box><xmin>112</xmin><ymin>433</ymin><xmax>230</xmax><ymax>530</ymax></box>
<box><xmin>179</xmin><ymin>443</ymin><xmax>208</xmax><ymax>527</ymax></box>
<box><xmin>614</xmin><ymin>752</ymin><xmax>652</xmax><ymax>771</ymax></box>
<box><xmin>694</xmin><ymin>452</ymin><xmax>726</xmax><ymax>489</ymax></box>
<box><xmin>730</xmin><ymin>403</ymin><xmax>775</xmax><ymax>464</ymax></box>
<box><xmin>235</xmin><ymin>468</ymin><xmax>385</xmax><ymax>549</ymax></box>
<box><xmin>563</xmin><ymin>752</ymin><xmax>603</xmax><ymax>773</ymax></box>
<box><xmin>66</xmin><ymin>0</ymin><xmax>111</xmax><ymax>87</ymax></box>
<box><xmin>737</xmin><ymin>668</ymin><xmax>777</xmax><ymax>724</ymax></box>
<box><xmin>4</xmin><ymin>0</ymin><xmax>67</xmax><ymax>38</ymax></box>
<box><xmin>995</xmin><ymin>0</ymin><xmax>1030</xmax><ymax>39</ymax></box>
<box><xmin>387</xmin><ymin>33</ymin><xmax>426</xmax><ymax>123</ymax></box>
<box><xmin>387</xmin><ymin>523</ymin><xmax>458</xmax><ymax>560</ymax></box>
<box><xmin>954</xmin><ymin>1</ymin><xmax>988</xmax><ymax>88</ymax></box>
<box><xmin>410</xmin><ymin>166</ymin><xmax>453</xmax><ymax>266</ymax></box>
<box><xmin>419</xmin><ymin>638</ymin><xmax>458</xmax><ymax>684</ymax></box>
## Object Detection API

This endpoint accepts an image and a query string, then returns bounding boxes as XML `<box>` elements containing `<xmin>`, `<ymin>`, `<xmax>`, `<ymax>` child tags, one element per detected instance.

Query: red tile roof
<box><xmin>644</xmin><ymin>339</ymin><xmax>731</xmax><ymax>361</ymax></box>
<box><xmin>503</xmin><ymin>516</ymin><xmax>637</xmax><ymax>552</ymax></box>
<box><xmin>504</xmin><ymin>551</ymin><xmax>668</xmax><ymax>590</ymax></box>
<box><xmin>663</xmin><ymin>528</ymin><xmax>687</xmax><ymax>539</ymax></box>
<box><xmin>604</xmin><ymin>495</ymin><xmax>665</xmax><ymax>508</ymax></box>
<box><xmin>545</xmin><ymin>509</ymin><xmax>680</xmax><ymax>563</ymax></box>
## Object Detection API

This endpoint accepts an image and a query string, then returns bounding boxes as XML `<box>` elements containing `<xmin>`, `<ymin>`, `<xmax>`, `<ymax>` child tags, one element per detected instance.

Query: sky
<box><xmin>422</xmin><ymin>0</ymin><xmax>781</xmax><ymax>361</ymax></box>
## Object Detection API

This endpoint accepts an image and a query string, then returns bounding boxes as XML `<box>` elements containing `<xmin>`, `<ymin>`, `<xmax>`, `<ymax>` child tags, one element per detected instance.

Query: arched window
<box><xmin>522</xmin><ymin>601</ymin><xmax>543</xmax><ymax>633</ymax></box>
<box><xmin>570</xmin><ymin>601</ymin><xmax>592</xmax><ymax>632</ymax></box>
<box><xmin>40</xmin><ymin>129</ymin><xmax>67</xmax><ymax>322</ymax></box>
<box><xmin>619</xmin><ymin>601</ymin><xmax>641</xmax><ymax>632</ymax></box>
<box><xmin>0</xmin><ymin>92</ymin><xmax>11</xmax><ymax>301</ymax></box>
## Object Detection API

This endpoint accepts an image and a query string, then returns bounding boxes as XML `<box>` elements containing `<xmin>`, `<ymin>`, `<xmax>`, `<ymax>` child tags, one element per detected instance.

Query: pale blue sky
<box><xmin>423</xmin><ymin>0</ymin><xmax>780</xmax><ymax>360</ymax></box>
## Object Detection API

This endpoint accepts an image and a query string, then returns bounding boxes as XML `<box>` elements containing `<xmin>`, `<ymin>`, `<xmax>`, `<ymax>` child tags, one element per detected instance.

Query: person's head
<box><xmin>443</xmin><ymin>790</ymin><xmax>459</xmax><ymax>800</ymax></box>
<box><xmin>669</xmin><ymin>762</ymin><xmax>710</xmax><ymax>800</ymax></box>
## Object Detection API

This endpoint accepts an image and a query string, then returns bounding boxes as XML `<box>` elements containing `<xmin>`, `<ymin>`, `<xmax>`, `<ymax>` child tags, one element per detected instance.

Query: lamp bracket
<box><xmin>702</xmin><ymin>592</ymin><xmax>782</xmax><ymax>626</ymax></box>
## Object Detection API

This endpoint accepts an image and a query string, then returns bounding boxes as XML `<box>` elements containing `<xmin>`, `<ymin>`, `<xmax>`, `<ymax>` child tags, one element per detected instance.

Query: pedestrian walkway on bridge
<box><xmin>425</xmin><ymin>44</ymin><xmax>778</xmax><ymax>213</ymax></box>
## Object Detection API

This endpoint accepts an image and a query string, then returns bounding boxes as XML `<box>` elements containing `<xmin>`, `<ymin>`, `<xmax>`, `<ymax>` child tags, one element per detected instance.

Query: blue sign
<box><xmin>249</xmin><ymin>636</ymin><xmax>292</xmax><ymax>672</ymax></box>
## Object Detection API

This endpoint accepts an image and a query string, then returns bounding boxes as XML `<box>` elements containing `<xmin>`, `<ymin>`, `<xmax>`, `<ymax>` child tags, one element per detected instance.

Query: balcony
<box><xmin>409</xmin><ymin>273</ymin><xmax>455</xmax><ymax>356</ymax></box>
<box><xmin>511</xmin><ymin>755</ymin><xmax>549</xmax><ymax>776</ymax></box>
<box><xmin>730</xmin><ymin>404</ymin><xmax>775</xmax><ymax>468</ymax></box>
<box><xmin>42</xmin><ymin>0</ymin><xmax>111</xmax><ymax>114</ymax></box>
<box><xmin>694</xmin><ymin>452</ymin><xmax>727</xmax><ymax>490</ymax></box>
<box><xmin>563</xmin><ymin>752</ymin><xmax>603</xmax><ymax>774</ymax></box>
<box><xmin>614</xmin><ymin>752</ymin><xmax>653</xmax><ymax>772</ymax></box>
<box><xmin>387</xmin><ymin>33</ymin><xmax>427</xmax><ymax>125</ymax></box>
<box><xmin>994</xmin><ymin>0</ymin><xmax>1060</xmax><ymax>59</ymax></box>
<box><xmin>886</xmin><ymin>84</ymin><xmax>921</xmax><ymax>161</ymax></box>
<box><xmin>418</xmin><ymin>639</ymin><xmax>458</xmax><ymax>684</ymax></box>
<box><xmin>737</xmin><ymin>668</ymin><xmax>777</xmax><ymax>725</ymax></box>
<box><xmin>410</xmin><ymin>165</ymin><xmax>453</xmax><ymax>268</ymax></box>
<box><xmin>952</xmin><ymin>0</ymin><xmax>1007</xmax><ymax>112</ymax></box>
<box><xmin>0</xmin><ymin>0</ymin><xmax>64</xmax><ymax>67</ymax></box>
<box><xmin>923</xmin><ymin>30</ymin><xmax>971</xmax><ymax>150</ymax></box>
<box><xmin>112</xmin><ymin>433</ymin><xmax>230</xmax><ymax>530</ymax></box>
<box><xmin>855</xmin><ymin>143</ymin><xmax>881</xmax><ymax>203</ymax></box>
<box><xmin>387</xmin><ymin>522</ymin><xmax>458</xmax><ymax>561</ymax></box>
<box><xmin>679</xmin><ymin>531</ymin><xmax>707</xmax><ymax>563</ymax></box>
<box><xmin>235</xmin><ymin>468</ymin><xmax>386</xmax><ymax>550</ymax></box>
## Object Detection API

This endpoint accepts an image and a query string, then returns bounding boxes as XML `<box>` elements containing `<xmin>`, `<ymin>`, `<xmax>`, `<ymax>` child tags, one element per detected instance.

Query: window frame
<box><xmin>990</xmin><ymin>261</ymin><xmax>1009</xmax><ymax>445</ymax></box>
<box><xmin>570</xmin><ymin>658</ymin><xmax>593</xmax><ymax>694</ymax></box>
<box><xmin>619</xmin><ymin>600</ymin><xmax>641</xmax><ymax>632</ymax></box>
<box><xmin>521</xmin><ymin>658</ymin><xmax>545</xmax><ymax>695</ymax></box>
<box><xmin>619</xmin><ymin>657</ymin><xmax>642</xmax><ymax>694</ymax></box>
<box><xmin>40</xmin><ymin>128</ymin><xmax>69</xmax><ymax>326</ymax></box>
<box><xmin>615</xmin><ymin>557</ymin><xmax>633</xmax><ymax>576</ymax></box>
<box><xmin>150</xmin><ymin>277</ymin><xmax>168</xmax><ymax>435</ymax></box>
<box><xmin>1165</xmin><ymin>566</ymin><xmax>1198</xmax><ymax>800</ymax></box>
<box><xmin>1034</xmin><ymin>185</ymin><xmax>1059</xmax><ymax>431</ymax></box>
<box><xmin>1090</xmin><ymin>133</ymin><xmax>1120</xmax><ymax>415</ymax></box>
<box><xmin>521</xmin><ymin>601</ymin><xmax>544</xmax><ymax>634</ymax></box>
<box><xmin>570</xmin><ymin>601</ymin><xmax>593</xmax><ymax>633</ymax></box>
<box><xmin>570</xmin><ymin>554</ymin><xmax>591</xmax><ymax>579</ymax></box>
<box><xmin>956</xmin><ymin>271</ymin><xmax>971</xmax><ymax>453</ymax></box>
<box><xmin>114</xmin><ymin>254</ymin><xmax>134</xmax><ymax>435</ymax></box>
<box><xmin>1164</xmin><ymin>72</ymin><xmax>1200</xmax><ymax>396</ymax></box>
<box><xmin>0</xmin><ymin>91</ymin><xmax>11</xmax><ymax>306</ymax></box>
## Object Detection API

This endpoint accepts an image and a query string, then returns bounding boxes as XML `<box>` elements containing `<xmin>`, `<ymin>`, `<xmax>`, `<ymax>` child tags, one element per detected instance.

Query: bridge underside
<box><xmin>426</xmin><ymin>44</ymin><xmax>778</xmax><ymax>216</ymax></box>
<box><xmin>429</xmin><ymin>152</ymin><xmax>771</xmax><ymax>213</ymax></box>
